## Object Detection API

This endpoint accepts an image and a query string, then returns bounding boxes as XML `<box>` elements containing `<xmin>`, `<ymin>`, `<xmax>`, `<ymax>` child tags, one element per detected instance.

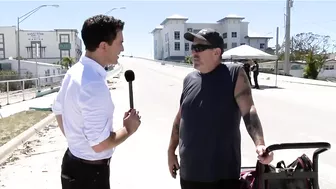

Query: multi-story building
<box><xmin>151</xmin><ymin>14</ymin><xmax>272</xmax><ymax>61</ymax></box>
<box><xmin>0</xmin><ymin>26</ymin><xmax>82</xmax><ymax>64</ymax></box>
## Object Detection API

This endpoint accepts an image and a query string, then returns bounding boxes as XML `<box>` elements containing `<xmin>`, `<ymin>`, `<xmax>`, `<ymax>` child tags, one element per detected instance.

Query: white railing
<box><xmin>0</xmin><ymin>64</ymin><xmax>124</xmax><ymax>107</ymax></box>
<box><xmin>0</xmin><ymin>74</ymin><xmax>65</xmax><ymax>106</ymax></box>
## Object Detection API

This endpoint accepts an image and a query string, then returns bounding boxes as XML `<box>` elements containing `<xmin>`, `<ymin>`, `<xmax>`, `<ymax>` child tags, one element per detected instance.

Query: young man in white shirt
<box><xmin>52</xmin><ymin>15</ymin><xmax>141</xmax><ymax>189</ymax></box>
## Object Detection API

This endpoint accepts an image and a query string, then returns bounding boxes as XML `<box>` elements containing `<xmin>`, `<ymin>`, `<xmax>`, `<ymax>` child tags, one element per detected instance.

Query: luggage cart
<box><xmin>241</xmin><ymin>142</ymin><xmax>331</xmax><ymax>189</ymax></box>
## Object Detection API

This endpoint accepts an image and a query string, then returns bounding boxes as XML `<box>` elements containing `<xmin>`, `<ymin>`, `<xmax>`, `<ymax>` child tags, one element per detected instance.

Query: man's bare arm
<box><xmin>55</xmin><ymin>115</ymin><xmax>65</xmax><ymax>136</ymax></box>
<box><xmin>168</xmin><ymin>107</ymin><xmax>181</xmax><ymax>154</ymax></box>
<box><xmin>235</xmin><ymin>68</ymin><xmax>265</xmax><ymax>146</ymax></box>
<box><xmin>92</xmin><ymin>128</ymin><xmax>131</xmax><ymax>153</ymax></box>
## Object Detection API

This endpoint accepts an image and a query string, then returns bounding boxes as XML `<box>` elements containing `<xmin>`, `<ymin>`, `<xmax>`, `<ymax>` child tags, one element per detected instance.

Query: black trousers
<box><xmin>253</xmin><ymin>73</ymin><xmax>259</xmax><ymax>88</ymax></box>
<box><xmin>180</xmin><ymin>177</ymin><xmax>241</xmax><ymax>189</ymax></box>
<box><xmin>61</xmin><ymin>149</ymin><xmax>111</xmax><ymax>189</ymax></box>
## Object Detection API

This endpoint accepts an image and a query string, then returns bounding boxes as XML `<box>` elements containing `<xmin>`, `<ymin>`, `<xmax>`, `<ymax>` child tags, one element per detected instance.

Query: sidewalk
<box><xmin>0</xmin><ymin>93</ymin><xmax>56</xmax><ymax>119</ymax></box>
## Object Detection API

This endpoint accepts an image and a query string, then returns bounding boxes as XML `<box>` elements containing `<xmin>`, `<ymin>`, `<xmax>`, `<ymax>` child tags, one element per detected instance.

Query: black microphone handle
<box><xmin>128</xmin><ymin>82</ymin><xmax>134</xmax><ymax>109</ymax></box>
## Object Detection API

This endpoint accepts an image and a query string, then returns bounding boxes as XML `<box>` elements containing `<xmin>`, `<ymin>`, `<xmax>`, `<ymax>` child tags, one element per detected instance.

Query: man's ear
<box><xmin>214</xmin><ymin>48</ymin><xmax>221</xmax><ymax>56</ymax></box>
<box><xmin>98</xmin><ymin>42</ymin><xmax>108</xmax><ymax>51</ymax></box>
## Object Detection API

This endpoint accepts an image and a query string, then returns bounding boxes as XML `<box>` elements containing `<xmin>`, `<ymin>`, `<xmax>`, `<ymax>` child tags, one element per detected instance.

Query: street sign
<box><xmin>59</xmin><ymin>43</ymin><xmax>71</xmax><ymax>50</ymax></box>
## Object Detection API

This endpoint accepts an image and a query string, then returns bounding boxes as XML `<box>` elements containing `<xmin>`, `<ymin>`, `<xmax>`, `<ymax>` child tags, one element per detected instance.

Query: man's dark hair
<box><xmin>81</xmin><ymin>15</ymin><xmax>125</xmax><ymax>52</ymax></box>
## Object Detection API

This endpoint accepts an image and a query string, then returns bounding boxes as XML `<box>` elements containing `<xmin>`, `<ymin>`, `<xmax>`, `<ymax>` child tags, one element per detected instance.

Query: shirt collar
<box><xmin>80</xmin><ymin>56</ymin><xmax>107</xmax><ymax>79</ymax></box>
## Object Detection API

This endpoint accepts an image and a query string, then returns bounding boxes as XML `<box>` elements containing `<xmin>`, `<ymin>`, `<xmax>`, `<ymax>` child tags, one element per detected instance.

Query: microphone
<box><xmin>124</xmin><ymin>70</ymin><xmax>135</xmax><ymax>109</ymax></box>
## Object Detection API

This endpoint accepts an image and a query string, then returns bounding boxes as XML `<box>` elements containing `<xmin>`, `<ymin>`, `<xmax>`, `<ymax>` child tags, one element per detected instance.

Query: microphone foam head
<box><xmin>124</xmin><ymin>70</ymin><xmax>135</xmax><ymax>82</ymax></box>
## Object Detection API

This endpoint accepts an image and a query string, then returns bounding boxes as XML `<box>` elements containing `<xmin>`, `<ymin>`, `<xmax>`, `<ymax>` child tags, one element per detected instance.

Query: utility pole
<box><xmin>284</xmin><ymin>0</ymin><xmax>293</xmax><ymax>75</ymax></box>
<box><xmin>275</xmin><ymin>27</ymin><xmax>279</xmax><ymax>87</ymax></box>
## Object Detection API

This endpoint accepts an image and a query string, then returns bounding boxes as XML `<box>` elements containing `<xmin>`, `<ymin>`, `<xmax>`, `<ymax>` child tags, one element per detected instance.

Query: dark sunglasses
<box><xmin>191</xmin><ymin>44</ymin><xmax>216</xmax><ymax>53</ymax></box>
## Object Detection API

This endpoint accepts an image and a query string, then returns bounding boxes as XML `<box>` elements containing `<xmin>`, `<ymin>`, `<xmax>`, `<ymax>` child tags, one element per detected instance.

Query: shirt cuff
<box><xmin>52</xmin><ymin>100</ymin><xmax>62</xmax><ymax>115</ymax></box>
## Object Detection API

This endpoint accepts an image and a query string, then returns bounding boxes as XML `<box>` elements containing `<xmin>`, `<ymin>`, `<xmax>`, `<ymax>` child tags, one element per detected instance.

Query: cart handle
<box><xmin>264</xmin><ymin>142</ymin><xmax>331</xmax><ymax>173</ymax></box>
<box><xmin>266</xmin><ymin>142</ymin><xmax>331</xmax><ymax>153</ymax></box>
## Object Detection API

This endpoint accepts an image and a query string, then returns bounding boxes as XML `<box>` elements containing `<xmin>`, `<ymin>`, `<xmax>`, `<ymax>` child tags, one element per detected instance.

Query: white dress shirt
<box><xmin>52</xmin><ymin>56</ymin><xmax>115</xmax><ymax>160</ymax></box>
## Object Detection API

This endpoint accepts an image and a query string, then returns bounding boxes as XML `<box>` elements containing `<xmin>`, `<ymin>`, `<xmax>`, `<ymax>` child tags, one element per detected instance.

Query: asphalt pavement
<box><xmin>0</xmin><ymin>57</ymin><xmax>335</xmax><ymax>189</ymax></box>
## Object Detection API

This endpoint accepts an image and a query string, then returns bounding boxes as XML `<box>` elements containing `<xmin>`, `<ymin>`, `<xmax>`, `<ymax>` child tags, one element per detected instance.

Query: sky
<box><xmin>1</xmin><ymin>0</ymin><xmax>336</xmax><ymax>59</ymax></box>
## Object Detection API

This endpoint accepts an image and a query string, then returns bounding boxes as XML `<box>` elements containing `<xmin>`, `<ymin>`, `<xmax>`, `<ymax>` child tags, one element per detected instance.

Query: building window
<box><xmin>185</xmin><ymin>43</ymin><xmax>189</xmax><ymax>51</ymax></box>
<box><xmin>60</xmin><ymin>34</ymin><xmax>70</xmax><ymax>43</ymax></box>
<box><xmin>260</xmin><ymin>43</ymin><xmax>265</xmax><ymax>49</ymax></box>
<box><xmin>223</xmin><ymin>33</ymin><xmax>227</xmax><ymax>39</ymax></box>
<box><xmin>224</xmin><ymin>43</ymin><xmax>227</xmax><ymax>49</ymax></box>
<box><xmin>174</xmin><ymin>42</ymin><xmax>180</xmax><ymax>51</ymax></box>
<box><xmin>231</xmin><ymin>32</ymin><xmax>237</xmax><ymax>38</ymax></box>
<box><xmin>324</xmin><ymin>65</ymin><xmax>335</xmax><ymax>70</ymax></box>
<box><xmin>174</xmin><ymin>31</ymin><xmax>180</xmax><ymax>40</ymax></box>
<box><xmin>0</xmin><ymin>34</ymin><xmax>4</xmax><ymax>59</ymax></box>
<box><xmin>0</xmin><ymin>50</ymin><xmax>4</xmax><ymax>59</ymax></box>
<box><xmin>165</xmin><ymin>33</ymin><xmax>169</xmax><ymax>42</ymax></box>
<box><xmin>31</xmin><ymin>42</ymin><xmax>42</xmax><ymax>58</ymax></box>
<box><xmin>232</xmin><ymin>43</ymin><xmax>237</xmax><ymax>48</ymax></box>
<box><xmin>61</xmin><ymin>50</ymin><xmax>70</xmax><ymax>58</ymax></box>
<box><xmin>187</xmin><ymin>28</ymin><xmax>193</xmax><ymax>32</ymax></box>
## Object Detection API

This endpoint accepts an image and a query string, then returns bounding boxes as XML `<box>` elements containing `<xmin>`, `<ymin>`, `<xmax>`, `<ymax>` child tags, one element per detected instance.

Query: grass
<box><xmin>0</xmin><ymin>110</ymin><xmax>51</xmax><ymax>147</ymax></box>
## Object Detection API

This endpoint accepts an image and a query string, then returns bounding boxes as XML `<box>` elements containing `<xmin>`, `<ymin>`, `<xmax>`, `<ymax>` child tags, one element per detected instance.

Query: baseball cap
<box><xmin>184</xmin><ymin>28</ymin><xmax>224</xmax><ymax>53</ymax></box>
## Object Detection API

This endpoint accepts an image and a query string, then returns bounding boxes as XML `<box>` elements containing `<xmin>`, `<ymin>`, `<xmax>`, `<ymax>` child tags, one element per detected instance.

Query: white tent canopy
<box><xmin>222</xmin><ymin>45</ymin><xmax>278</xmax><ymax>60</ymax></box>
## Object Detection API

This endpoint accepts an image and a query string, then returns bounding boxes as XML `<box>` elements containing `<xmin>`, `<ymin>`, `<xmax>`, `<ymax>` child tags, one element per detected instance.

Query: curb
<box><xmin>0</xmin><ymin>113</ymin><xmax>55</xmax><ymax>165</ymax></box>
<box><xmin>35</xmin><ymin>87</ymin><xmax>60</xmax><ymax>98</ymax></box>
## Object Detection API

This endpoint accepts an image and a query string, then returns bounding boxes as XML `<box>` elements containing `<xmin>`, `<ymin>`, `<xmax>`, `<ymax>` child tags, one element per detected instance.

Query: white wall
<box><xmin>248</xmin><ymin>38</ymin><xmax>269</xmax><ymax>50</ymax></box>
<box><xmin>218</xmin><ymin>18</ymin><xmax>249</xmax><ymax>50</ymax></box>
<box><xmin>318</xmin><ymin>62</ymin><xmax>336</xmax><ymax>79</ymax></box>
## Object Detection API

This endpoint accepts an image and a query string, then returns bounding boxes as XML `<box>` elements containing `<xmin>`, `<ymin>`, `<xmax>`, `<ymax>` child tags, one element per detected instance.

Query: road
<box><xmin>0</xmin><ymin>57</ymin><xmax>335</xmax><ymax>189</ymax></box>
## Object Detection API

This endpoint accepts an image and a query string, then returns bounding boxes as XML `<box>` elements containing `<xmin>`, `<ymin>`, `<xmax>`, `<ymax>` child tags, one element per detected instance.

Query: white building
<box><xmin>0</xmin><ymin>26</ymin><xmax>82</xmax><ymax>64</ymax></box>
<box><xmin>259</xmin><ymin>59</ymin><xmax>336</xmax><ymax>79</ymax></box>
<box><xmin>151</xmin><ymin>14</ymin><xmax>272</xmax><ymax>61</ymax></box>
<box><xmin>0</xmin><ymin>58</ymin><xmax>63</xmax><ymax>85</ymax></box>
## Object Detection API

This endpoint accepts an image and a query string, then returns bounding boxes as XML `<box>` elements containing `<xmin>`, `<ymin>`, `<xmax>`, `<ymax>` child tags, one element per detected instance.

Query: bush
<box><xmin>0</xmin><ymin>70</ymin><xmax>35</xmax><ymax>92</ymax></box>
<box><xmin>185</xmin><ymin>56</ymin><xmax>192</xmax><ymax>64</ymax></box>
<box><xmin>303</xmin><ymin>52</ymin><xmax>319</xmax><ymax>79</ymax></box>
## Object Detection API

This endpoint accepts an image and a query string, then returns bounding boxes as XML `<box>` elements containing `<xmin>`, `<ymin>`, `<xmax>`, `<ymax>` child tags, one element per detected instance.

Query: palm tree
<box><xmin>61</xmin><ymin>57</ymin><xmax>75</xmax><ymax>70</ymax></box>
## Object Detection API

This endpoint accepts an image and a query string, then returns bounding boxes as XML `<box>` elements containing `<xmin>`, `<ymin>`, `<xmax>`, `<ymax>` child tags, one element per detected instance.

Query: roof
<box><xmin>245</xmin><ymin>35</ymin><xmax>273</xmax><ymax>39</ymax></box>
<box><xmin>217</xmin><ymin>14</ymin><xmax>245</xmax><ymax>22</ymax></box>
<box><xmin>0</xmin><ymin>59</ymin><xmax>62</xmax><ymax>68</ymax></box>
<box><xmin>151</xmin><ymin>25</ymin><xmax>163</xmax><ymax>33</ymax></box>
<box><xmin>18</xmin><ymin>28</ymin><xmax>78</xmax><ymax>33</ymax></box>
<box><xmin>160</xmin><ymin>14</ymin><xmax>188</xmax><ymax>25</ymax></box>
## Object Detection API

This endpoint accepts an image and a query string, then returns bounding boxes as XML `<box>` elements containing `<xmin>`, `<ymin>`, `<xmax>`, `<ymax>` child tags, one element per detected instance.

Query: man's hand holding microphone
<box><xmin>123</xmin><ymin>109</ymin><xmax>141</xmax><ymax>135</ymax></box>
<box><xmin>123</xmin><ymin>70</ymin><xmax>141</xmax><ymax>135</ymax></box>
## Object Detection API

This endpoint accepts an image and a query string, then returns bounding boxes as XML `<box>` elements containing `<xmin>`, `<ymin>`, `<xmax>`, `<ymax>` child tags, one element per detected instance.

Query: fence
<box><xmin>0</xmin><ymin>74</ymin><xmax>65</xmax><ymax>106</ymax></box>
<box><xmin>0</xmin><ymin>63</ymin><xmax>123</xmax><ymax>107</ymax></box>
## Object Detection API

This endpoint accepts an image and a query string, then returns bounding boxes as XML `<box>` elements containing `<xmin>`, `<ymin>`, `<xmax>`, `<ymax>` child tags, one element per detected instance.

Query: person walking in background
<box><xmin>243</xmin><ymin>60</ymin><xmax>252</xmax><ymax>86</ymax></box>
<box><xmin>251</xmin><ymin>60</ymin><xmax>260</xmax><ymax>89</ymax></box>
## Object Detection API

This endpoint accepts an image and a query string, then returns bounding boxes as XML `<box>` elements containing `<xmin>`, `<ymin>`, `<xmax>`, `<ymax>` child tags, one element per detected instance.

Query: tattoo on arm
<box><xmin>235</xmin><ymin>69</ymin><xmax>252</xmax><ymax>100</ymax></box>
<box><xmin>243</xmin><ymin>109</ymin><xmax>264</xmax><ymax>146</ymax></box>
<box><xmin>235</xmin><ymin>68</ymin><xmax>264</xmax><ymax>146</ymax></box>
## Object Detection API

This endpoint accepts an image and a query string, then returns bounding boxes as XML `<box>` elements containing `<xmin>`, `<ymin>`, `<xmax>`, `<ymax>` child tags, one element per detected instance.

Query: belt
<box><xmin>66</xmin><ymin>150</ymin><xmax>111</xmax><ymax>166</ymax></box>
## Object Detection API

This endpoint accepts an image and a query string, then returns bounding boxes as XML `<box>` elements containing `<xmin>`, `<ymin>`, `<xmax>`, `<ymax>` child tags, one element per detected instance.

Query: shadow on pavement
<box><xmin>253</xmin><ymin>85</ymin><xmax>284</xmax><ymax>90</ymax></box>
